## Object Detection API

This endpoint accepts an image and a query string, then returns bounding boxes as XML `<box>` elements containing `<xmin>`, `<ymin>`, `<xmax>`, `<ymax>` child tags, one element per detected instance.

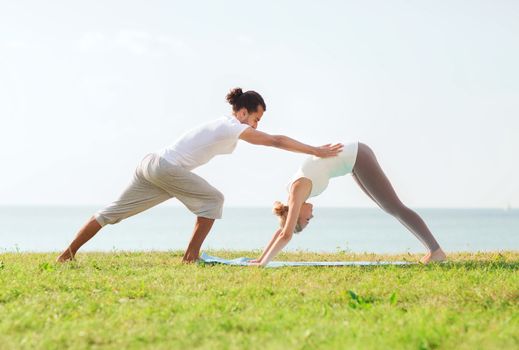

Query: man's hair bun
<box><xmin>226</xmin><ymin>88</ymin><xmax>243</xmax><ymax>106</ymax></box>
<box><xmin>225</xmin><ymin>87</ymin><xmax>266</xmax><ymax>113</ymax></box>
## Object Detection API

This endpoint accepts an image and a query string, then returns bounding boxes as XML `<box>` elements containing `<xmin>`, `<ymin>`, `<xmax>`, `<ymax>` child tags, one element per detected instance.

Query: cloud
<box><xmin>115</xmin><ymin>30</ymin><xmax>151</xmax><ymax>55</ymax></box>
<box><xmin>156</xmin><ymin>35</ymin><xmax>194</xmax><ymax>57</ymax></box>
<box><xmin>237</xmin><ymin>34</ymin><xmax>253</xmax><ymax>45</ymax></box>
<box><xmin>78</xmin><ymin>32</ymin><xmax>106</xmax><ymax>52</ymax></box>
<box><xmin>1</xmin><ymin>39</ymin><xmax>42</xmax><ymax>50</ymax></box>
<box><xmin>77</xmin><ymin>30</ymin><xmax>195</xmax><ymax>58</ymax></box>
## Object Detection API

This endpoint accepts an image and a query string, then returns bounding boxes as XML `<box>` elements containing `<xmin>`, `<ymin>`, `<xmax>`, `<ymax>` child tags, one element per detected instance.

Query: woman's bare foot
<box><xmin>56</xmin><ymin>247</ymin><xmax>75</xmax><ymax>263</ymax></box>
<box><xmin>420</xmin><ymin>248</ymin><xmax>446</xmax><ymax>264</ymax></box>
<box><xmin>182</xmin><ymin>250</ymin><xmax>200</xmax><ymax>263</ymax></box>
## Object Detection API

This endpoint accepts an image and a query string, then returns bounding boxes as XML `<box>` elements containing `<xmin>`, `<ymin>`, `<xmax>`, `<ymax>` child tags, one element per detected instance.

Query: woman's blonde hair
<box><xmin>272</xmin><ymin>201</ymin><xmax>303</xmax><ymax>233</ymax></box>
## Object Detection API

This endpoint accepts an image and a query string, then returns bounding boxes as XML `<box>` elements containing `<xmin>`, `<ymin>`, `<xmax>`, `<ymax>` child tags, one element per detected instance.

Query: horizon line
<box><xmin>0</xmin><ymin>204</ymin><xmax>516</xmax><ymax>210</ymax></box>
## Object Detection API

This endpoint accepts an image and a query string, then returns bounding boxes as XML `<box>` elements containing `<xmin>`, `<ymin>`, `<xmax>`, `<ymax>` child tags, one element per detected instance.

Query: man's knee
<box><xmin>186</xmin><ymin>189</ymin><xmax>225</xmax><ymax>219</ymax></box>
<box><xmin>94</xmin><ymin>212</ymin><xmax>124</xmax><ymax>227</ymax></box>
<box><xmin>208</xmin><ymin>190</ymin><xmax>225</xmax><ymax>216</ymax></box>
<box><xmin>206</xmin><ymin>189</ymin><xmax>225</xmax><ymax>218</ymax></box>
<box><xmin>211</xmin><ymin>189</ymin><xmax>225</xmax><ymax>207</ymax></box>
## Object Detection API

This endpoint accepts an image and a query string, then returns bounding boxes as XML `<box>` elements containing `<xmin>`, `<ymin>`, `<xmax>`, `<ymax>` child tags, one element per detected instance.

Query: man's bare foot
<box><xmin>56</xmin><ymin>247</ymin><xmax>75</xmax><ymax>263</ymax></box>
<box><xmin>420</xmin><ymin>248</ymin><xmax>446</xmax><ymax>264</ymax></box>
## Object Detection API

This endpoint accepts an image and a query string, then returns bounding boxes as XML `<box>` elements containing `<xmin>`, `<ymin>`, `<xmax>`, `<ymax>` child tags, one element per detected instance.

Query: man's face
<box><xmin>238</xmin><ymin>106</ymin><xmax>264</xmax><ymax>129</ymax></box>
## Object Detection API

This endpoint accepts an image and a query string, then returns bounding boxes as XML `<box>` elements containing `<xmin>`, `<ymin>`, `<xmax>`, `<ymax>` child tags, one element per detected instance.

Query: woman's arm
<box><xmin>256</xmin><ymin>228</ymin><xmax>294</xmax><ymax>267</ymax></box>
<box><xmin>249</xmin><ymin>229</ymin><xmax>281</xmax><ymax>263</ymax></box>
<box><xmin>255</xmin><ymin>179</ymin><xmax>312</xmax><ymax>266</ymax></box>
<box><xmin>239</xmin><ymin>128</ymin><xmax>343</xmax><ymax>158</ymax></box>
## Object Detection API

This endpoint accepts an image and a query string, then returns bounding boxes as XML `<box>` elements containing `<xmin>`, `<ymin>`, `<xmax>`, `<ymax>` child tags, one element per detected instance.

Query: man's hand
<box><xmin>313</xmin><ymin>143</ymin><xmax>343</xmax><ymax>158</ymax></box>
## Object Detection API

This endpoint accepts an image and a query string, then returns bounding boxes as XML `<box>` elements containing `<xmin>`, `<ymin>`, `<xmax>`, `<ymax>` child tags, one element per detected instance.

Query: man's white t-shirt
<box><xmin>159</xmin><ymin>116</ymin><xmax>250</xmax><ymax>171</ymax></box>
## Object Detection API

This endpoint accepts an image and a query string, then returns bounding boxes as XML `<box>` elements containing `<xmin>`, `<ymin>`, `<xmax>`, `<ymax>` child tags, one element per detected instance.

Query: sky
<box><xmin>1</xmin><ymin>1</ymin><xmax>518</xmax><ymax>208</ymax></box>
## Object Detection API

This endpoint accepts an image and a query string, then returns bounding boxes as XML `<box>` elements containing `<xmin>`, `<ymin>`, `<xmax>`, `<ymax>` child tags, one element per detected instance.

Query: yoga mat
<box><xmin>199</xmin><ymin>252</ymin><xmax>413</xmax><ymax>268</ymax></box>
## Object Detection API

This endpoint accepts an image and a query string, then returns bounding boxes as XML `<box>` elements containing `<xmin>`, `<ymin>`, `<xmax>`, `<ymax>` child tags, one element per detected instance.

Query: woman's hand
<box><xmin>313</xmin><ymin>143</ymin><xmax>343</xmax><ymax>158</ymax></box>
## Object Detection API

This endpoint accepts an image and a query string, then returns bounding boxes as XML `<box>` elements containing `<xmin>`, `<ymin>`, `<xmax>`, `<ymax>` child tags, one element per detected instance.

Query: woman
<box><xmin>251</xmin><ymin>142</ymin><xmax>446</xmax><ymax>266</ymax></box>
<box><xmin>56</xmin><ymin>88</ymin><xmax>343</xmax><ymax>263</ymax></box>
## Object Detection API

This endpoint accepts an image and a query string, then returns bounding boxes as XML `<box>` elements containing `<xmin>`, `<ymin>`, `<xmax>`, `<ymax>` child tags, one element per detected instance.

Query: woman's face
<box><xmin>297</xmin><ymin>202</ymin><xmax>314</xmax><ymax>230</ymax></box>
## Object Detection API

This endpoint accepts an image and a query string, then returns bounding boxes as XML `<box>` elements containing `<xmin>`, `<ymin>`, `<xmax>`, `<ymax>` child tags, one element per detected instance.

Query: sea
<box><xmin>0</xmin><ymin>206</ymin><xmax>518</xmax><ymax>254</ymax></box>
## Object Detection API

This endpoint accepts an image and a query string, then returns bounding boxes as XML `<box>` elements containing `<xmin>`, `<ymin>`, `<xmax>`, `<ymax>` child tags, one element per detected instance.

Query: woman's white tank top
<box><xmin>288</xmin><ymin>142</ymin><xmax>359</xmax><ymax>197</ymax></box>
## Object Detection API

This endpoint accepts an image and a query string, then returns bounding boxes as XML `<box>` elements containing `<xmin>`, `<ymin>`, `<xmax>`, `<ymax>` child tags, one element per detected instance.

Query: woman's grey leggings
<box><xmin>352</xmin><ymin>143</ymin><xmax>440</xmax><ymax>252</ymax></box>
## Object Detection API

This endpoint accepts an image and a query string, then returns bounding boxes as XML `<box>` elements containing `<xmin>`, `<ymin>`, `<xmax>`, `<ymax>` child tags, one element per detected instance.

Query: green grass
<box><xmin>1</xmin><ymin>251</ymin><xmax>518</xmax><ymax>349</ymax></box>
